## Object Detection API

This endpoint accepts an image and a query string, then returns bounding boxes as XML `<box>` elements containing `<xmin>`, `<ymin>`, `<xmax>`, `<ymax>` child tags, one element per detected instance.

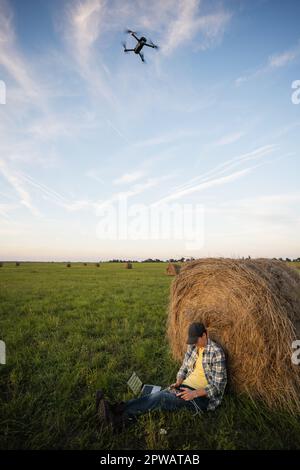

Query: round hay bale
<box><xmin>167</xmin><ymin>257</ymin><xmax>300</xmax><ymax>413</ymax></box>
<box><xmin>166</xmin><ymin>263</ymin><xmax>181</xmax><ymax>276</ymax></box>
<box><xmin>125</xmin><ymin>262</ymin><xmax>132</xmax><ymax>269</ymax></box>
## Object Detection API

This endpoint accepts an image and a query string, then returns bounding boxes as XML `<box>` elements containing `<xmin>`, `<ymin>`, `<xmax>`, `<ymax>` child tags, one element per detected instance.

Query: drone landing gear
<box><xmin>123</xmin><ymin>47</ymin><xmax>134</xmax><ymax>53</ymax></box>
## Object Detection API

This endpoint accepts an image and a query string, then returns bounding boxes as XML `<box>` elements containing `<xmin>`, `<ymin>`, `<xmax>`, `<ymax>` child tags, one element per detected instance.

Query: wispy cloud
<box><xmin>236</xmin><ymin>41</ymin><xmax>300</xmax><ymax>86</ymax></box>
<box><xmin>64</xmin><ymin>0</ymin><xmax>116</xmax><ymax>105</ymax></box>
<box><xmin>162</xmin><ymin>1</ymin><xmax>232</xmax><ymax>55</ymax></box>
<box><xmin>27</xmin><ymin>111</ymin><xmax>100</xmax><ymax>140</ymax></box>
<box><xmin>96</xmin><ymin>174</ymin><xmax>173</xmax><ymax>211</ymax></box>
<box><xmin>268</xmin><ymin>49</ymin><xmax>299</xmax><ymax>68</ymax></box>
<box><xmin>0</xmin><ymin>0</ymin><xmax>40</xmax><ymax>101</ymax></box>
<box><xmin>214</xmin><ymin>131</ymin><xmax>244</xmax><ymax>146</ymax></box>
<box><xmin>16</xmin><ymin>170</ymin><xmax>100</xmax><ymax>213</ymax></box>
<box><xmin>113</xmin><ymin>171</ymin><xmax>145</xmax><ymax>185</ymax></box>
<box><xmin>134</xmin><ymin>129</ymin><xmax>201</xmax><ymax>148</ymax></box>
<box><xmin>152</xmin><ymin>167</ymin><xmax>252</xmax><ymax>205</ymax></box>
<box><xmin>152</xmin><ymin>144</ymin><xmax>277</xmax><ymax>205</ymax></box>
<box><xmin>0</xmin><ymin>159</ymin><xmax>40</xmax><ymax>215</ymax></box>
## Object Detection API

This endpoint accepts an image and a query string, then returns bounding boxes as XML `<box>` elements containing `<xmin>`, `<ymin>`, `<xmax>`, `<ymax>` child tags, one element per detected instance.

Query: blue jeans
<box><xmin>122</xmin><ymin>386</ymin><xmax>209</xmax><ymax>419</ymax></box>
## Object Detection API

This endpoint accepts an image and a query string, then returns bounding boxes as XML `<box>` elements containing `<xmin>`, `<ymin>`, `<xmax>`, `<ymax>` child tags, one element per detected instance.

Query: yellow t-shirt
<box><xmin>182</xmin><ymin>347</ymin><xmax>208</xmax><ymax>390</ymax></box>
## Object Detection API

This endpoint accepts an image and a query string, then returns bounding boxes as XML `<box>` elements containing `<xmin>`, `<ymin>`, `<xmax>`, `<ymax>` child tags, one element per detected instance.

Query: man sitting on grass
<box><xmin>96</xmin><ymin>322</ymin><xmax>227</xmax><ymax>432</ymax></box>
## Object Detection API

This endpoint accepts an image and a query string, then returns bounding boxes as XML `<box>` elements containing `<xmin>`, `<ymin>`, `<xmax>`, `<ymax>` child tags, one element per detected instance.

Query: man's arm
<box><xmin>170</xmin><ymin>377</ymin><xmax>184</xmax><ymax>389</ymax></box>
<box><xmin>204</xmin><ymin>349</ymin><xmax>227</xmax><ymax>400</ymax></box>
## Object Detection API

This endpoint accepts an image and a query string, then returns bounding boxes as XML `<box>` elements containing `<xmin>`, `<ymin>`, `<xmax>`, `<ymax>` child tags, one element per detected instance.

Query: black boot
<box><xmin>110</xmin><ymin>401</ymin><xmax>126</xmax><ymax>414</ymax></box>
<box><xmin>97</xmin><ymin>398</ymin><xmax>115</xmax><ymax>428</ymax></box>
<box><xmin>95</xmin><ymin>389</ymin><xmax>105</xmax><ymax>412</ymax></box>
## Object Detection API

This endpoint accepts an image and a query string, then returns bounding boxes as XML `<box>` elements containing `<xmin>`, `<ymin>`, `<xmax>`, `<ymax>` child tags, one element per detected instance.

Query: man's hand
<box><xmin>170</xmin><ymin>379</ymin><xmax>183</xmax><ymax>389</ymax></box>
<box><xmin>177</xmin><ymin>387</ymin><xmax>198</xmax><ymax>401</ymax></box>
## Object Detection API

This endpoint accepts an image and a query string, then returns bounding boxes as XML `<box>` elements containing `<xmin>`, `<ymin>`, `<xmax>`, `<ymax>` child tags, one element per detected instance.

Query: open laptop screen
<box><xmin>127</xmin><ymin>372</ymin><xmax>143</xmax><ymax>395</ymax></box>
<box><xmin>127</xmin><ymin>372</ymin><xmax>161</xmax><ymax>396</ymax></box>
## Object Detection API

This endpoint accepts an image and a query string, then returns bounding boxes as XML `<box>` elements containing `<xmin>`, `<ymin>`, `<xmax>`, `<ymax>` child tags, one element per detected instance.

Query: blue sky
<box><xmin>0</xmin><ymin>0</ymin><xmax>300</xmax><ymax>261</ymax></box>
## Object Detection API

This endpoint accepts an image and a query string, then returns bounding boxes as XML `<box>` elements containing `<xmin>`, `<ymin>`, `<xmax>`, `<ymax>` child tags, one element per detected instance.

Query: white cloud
<box><xmin>161</xmin><ymin>1</ymin><xmax>231</xmax><ymax>55</ymax></box>
<box><xmin>64</xmin><ymin>0</ymin><xmax>116</xmax><ymax>105</ymax></box>
<box><xmin>0</xmin><ymin>159</ymin><xmax>40</xmax><ymax>215</ymax></box>
<box><xmin>96</xmin><ymin>174</ymin><xmax>173</xmax><ymax>211</ymax></box>
<box><xmin>0</xmin><ymin>0</ymin><xmax>40</xmax><ymax>101</ymax></box>
<box><xmin>236</xmin><ymin>41</ymin><xmax>300</xmax><ymax>86</ymax></box>
<box><xmin>27</xmin><ymin>111</ymin><xmax>100</xmax><ymax>140</ymax></box>
<box><xmin>152</xmin><ymin>144</ymin><xmax>277</xmax><ymax>205</ymax></box>
<box><xmin>113</xmin><ymin>171</ymin><xmax>145</xmax><ymax>185</ymax></box>
<box><xmin>152</xmin><ymin>167</ymin><xmax>253</xmax><ymax>205</ymax></box>
<box><xmin>268</xmin><ymin>50</ymin><xmax>298</xmax><ymax>68</ymax></box>
<box><xmin>134</xmin><ymin>129</ymin><xmax>201</xmax><ymax>148</ymax></box>
<box><xmin>215</xmin><ymin>131</ymin><xmax>244</xmax><ymax>146</ymax></box>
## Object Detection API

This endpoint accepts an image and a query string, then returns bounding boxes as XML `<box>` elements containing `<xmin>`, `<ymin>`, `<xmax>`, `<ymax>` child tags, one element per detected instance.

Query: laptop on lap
<box><xmin>127</xmin><ymin>372</ymin><xmax>161</xmax><ymax>397</ymax></box>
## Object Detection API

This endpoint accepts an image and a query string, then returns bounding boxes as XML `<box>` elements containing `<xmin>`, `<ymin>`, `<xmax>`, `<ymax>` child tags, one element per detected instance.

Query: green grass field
<box><xmin>1</xmin><ymin>262</ymin><xmax>300</xmax><ymax>450</ymax></box>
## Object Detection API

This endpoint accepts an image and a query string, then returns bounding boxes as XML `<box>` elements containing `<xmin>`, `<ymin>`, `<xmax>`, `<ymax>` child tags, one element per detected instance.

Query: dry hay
<box><xmin>167</xmin><ymin>258</ymin><xmax>300</xmax><ymax>414</ymax></box>
<box><xmin>166</xmin><ymin>263</ymin><xmax>181</xmax><ymax>276</ymax></box>
<box><xmin>125</xmin><ymin>262</ymin><xmax>132</xmax><ymax>269</ymax></box>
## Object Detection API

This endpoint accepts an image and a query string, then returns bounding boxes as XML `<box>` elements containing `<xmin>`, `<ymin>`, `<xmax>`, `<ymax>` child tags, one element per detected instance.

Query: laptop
<box><xmin>127</xmin><ymin>372</ymin><xmax>161</xmax><ymax>397</ymax></box>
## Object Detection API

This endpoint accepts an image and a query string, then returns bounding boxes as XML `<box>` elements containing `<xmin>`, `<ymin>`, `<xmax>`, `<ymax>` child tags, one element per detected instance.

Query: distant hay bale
<box><xmin>166</xmin><ymin>263</ymin><xmax>181</xmax><ymax>276</ymax></box>
<box><xmin>83</xmin><ymin>262</ymin><xmax>87</xmax><ymax>266</ymax></box>
<box><xmin>0</xmin><ymin>262</ymin><xmax>3</xmax><ymax>267</ymax></box>
<box><xmin>66</xmin><ymin>263</ymin><xmax>71</xmax><ymax>268</ymax></box>
<box><xmin>167</xmin><ymin>258</ymin><xmax>300</xmax><ymax>414</ymax></box>
<box><xmin>16</xmin><ymin>262</ymin><xmax>20</xmax><ymax>267</ymax></box>
<box><xmin>96</xmin><ymin>263</ymin><xmax>100</xmax><ymax>267</ymax></box>
<box><xmin>125</xmin><ymin>262</ymin><xmax>132</xmax><ymax>269</ymax></box>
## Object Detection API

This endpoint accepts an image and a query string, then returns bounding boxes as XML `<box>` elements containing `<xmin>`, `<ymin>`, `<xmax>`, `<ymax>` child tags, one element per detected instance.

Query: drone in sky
<box><xmin>123</xmin><ymin>29</ymin><xmax>159</xmax><ymax>63</ymax></box>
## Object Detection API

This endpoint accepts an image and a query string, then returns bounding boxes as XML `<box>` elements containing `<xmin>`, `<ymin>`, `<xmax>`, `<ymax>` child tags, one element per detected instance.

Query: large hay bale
<box><xmin>167</xmin><ymin>258</ymin><xmax>300</xmax><ymax>413</ymax></box>
<box><xmin>166</xmin><ymin>263</ymin><xmax>181</xmax><ymax>276</ymax></box>
<box><xmin>125</xmin><ymin>262</ymin><xmax>132</xmax><ymax>269</ymax></box>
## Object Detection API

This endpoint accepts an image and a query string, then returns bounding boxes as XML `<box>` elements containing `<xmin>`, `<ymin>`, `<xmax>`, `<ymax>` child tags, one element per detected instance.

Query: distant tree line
<box><xmin>106</xmin><ymin>256</ymin><xmax>300</xmax><ymax>263</ymax></box>
<box><xmin>276</xmin><ymin>257</ymin><xmax>300</xmax><ymax>262</ymax></box>
<box><xmin>107</xmin><ymin>257</ymin><xmax>196</xmax><ymax>263</ymax></box>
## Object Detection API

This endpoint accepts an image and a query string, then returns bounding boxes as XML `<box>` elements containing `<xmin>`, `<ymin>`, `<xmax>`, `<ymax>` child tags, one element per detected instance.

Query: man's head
<box><xmin>186</xmin><ymin>322</ymin><xmax>207</xmax><ymax>348</ymax></box>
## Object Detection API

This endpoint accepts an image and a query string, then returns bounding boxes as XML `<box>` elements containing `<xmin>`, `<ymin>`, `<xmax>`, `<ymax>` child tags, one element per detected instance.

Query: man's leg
<box><xmin>121</xmin><ymin>390</ymin><xmax>202</xmax><ymax>419</ymax></box>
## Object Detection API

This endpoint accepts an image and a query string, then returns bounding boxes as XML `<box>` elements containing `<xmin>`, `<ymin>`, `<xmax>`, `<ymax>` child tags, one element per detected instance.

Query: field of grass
<box><xmin>1</xmin><ymin>262</ymin><xmax>300</xmax><ymax>450</ymax></box>
<box><xmin>288</xmin><ymin>261</ymin><xmax>300</xmax><ymax>270</ymax></box>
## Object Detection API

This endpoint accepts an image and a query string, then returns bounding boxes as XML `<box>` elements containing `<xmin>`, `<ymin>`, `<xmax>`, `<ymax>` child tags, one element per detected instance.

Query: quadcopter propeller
<box><xmin>125</xmin><ymin>28</ymin><xmax>138</xmax><ymax>35</ymax></box>
<box><xmin>149</xmin><ymin>39</ymin><xmax>159</xmax><ymax>49</ymax></box>
<box><xmin>122</xmin><ymin>41</ymin><xmax>128</xmax><ymax>52</ymax></box>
